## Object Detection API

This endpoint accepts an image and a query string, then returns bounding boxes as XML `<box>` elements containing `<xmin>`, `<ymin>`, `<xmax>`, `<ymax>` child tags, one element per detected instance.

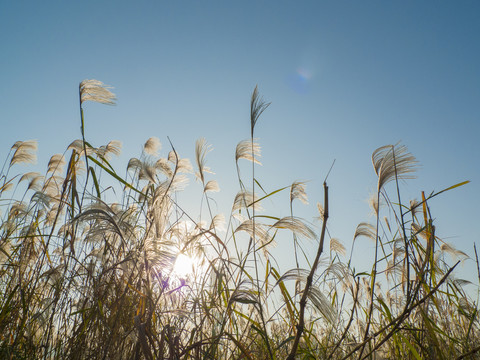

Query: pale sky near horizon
<box><xmin>1</xmin><ymin>1</ymin><xmax>479</xmax><ymax>289</ymax></box>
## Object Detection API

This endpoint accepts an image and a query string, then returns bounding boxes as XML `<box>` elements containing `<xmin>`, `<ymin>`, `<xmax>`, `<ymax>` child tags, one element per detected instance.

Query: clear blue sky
<box><xmin>1</xmin><ymin>1</ymin><xmax>479</xmax><ymax>285</ymax></box>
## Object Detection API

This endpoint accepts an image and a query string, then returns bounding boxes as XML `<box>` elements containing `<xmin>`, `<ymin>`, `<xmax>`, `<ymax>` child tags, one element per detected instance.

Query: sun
<box><xmin>173</xmin><ymin>253</ymin><xmax>195</xmax><ymax>279</ymax></box>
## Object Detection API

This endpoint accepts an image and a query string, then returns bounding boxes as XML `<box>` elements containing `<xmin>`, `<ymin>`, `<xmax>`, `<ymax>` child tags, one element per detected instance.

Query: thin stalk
<box><xmin>79</xmin><ymin>88</ymin><xmax>90</xmax><ymax>210</ymax></box>
<box><xmin>392</xmin><ymin>146</ymin><xmax>411</xmax><ymax>297</ymax></box>
<box><xmin>250</xmin><ymin>125</ymin><xmax>274</xmax><ymax>360</ymax></box>
<box><xmin>247</xmin><ymin>85</ymin><xmax>273</xmax><ymax>359</ymax></box>
<box><xmin>358</xmin><ymin>189</ymin><xmax>381</xmax><ymax>359</ymax></box>
<box><xmin>287</xmin><ymin>181</ymin><xmax>329</xmax><ymax>360</ymax></box>
<box><xmin>290</xmin><ymin>200</ymin><xmax>300</xmax><ymax>270</ymax></box>
<box><xmin>328</xmin><ymin>278</ymin><xmax>360</xmax><ymax>359</ymax></box>
<box><xmin>340</xmin><ymin>261</ymin><xmax>459</xmax><ymax>360</ymax></box>
<box><xmin>79</xmin><ymin>91</ymin><xmax>90</xmax><ymax>180</ymax></box>
<box><xmin>474</xmin><ymin>243</ymin><xmax>480</xmax><ymax>286</ymax></box>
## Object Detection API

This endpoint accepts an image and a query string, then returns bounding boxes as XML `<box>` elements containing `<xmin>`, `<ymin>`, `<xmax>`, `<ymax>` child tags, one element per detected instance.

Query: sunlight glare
<box><xmin>173</xmin><ymin>253</ymin><xmax>195</xmax><ymax>278</ymax></box>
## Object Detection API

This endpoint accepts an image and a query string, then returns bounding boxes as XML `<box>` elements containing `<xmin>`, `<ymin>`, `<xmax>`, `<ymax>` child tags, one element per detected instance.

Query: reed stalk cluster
<box><xmin>0</xmin><ymin>80</ymin><xmax>477</xmax><ymax>359</ymax></box>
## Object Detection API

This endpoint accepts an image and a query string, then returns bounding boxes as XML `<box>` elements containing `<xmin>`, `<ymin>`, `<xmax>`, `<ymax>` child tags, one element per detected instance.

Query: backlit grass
<box><xmin>0</xmin><ymin>80</ymin><xmax>478</xmax><ymax>359</ymax></box>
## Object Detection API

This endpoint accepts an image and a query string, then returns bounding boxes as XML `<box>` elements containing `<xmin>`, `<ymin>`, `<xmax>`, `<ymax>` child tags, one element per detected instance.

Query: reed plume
<box><xmin>79</xmin><ymin>79</ymin><xmax>116</xmax><ymax>105</ymax></box>
<box><xmin>0</xmin><ymin>81</ymin><xmax>475</xmax><ymax>360</ymax></box>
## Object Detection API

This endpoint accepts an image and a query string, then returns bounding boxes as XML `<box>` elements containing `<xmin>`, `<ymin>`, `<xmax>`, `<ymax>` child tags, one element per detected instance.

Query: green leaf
<box><xmin>247</xmin><ymin>185</ymin><xmax>290</xmax><ymax>207</ymax></box>
<box><xmin>88</xmin><ymin>155</ymin><xmax>145</xmax><ymax>196</ymax></box>
<box><xmin>89</xmin><ymin>166</ymin><xmax>101</xmax><ymax>198</ymax></box>
<box><xmin>399</xmin><ymin>333</ymin><xmax>422</xmax><ymax>360</ymax></box>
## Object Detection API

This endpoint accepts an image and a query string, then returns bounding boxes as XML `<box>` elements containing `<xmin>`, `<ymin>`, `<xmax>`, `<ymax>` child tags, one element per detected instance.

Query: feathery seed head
<box><xmin>106</xmin><ymin>140</ymin><xmax>122</xmax><ymax>157</ymax></box>
<box><xmin>10</xmin><ymin>140</ymin><xmax>38</xmax><ymax>166</ymax></box>
<box><xmin>233</xmin><ymin>190</ymin><xmax>263</xmax><ymax>212</ymax></box>
<box><xmin>80</xmin><ymin>79</ymin><xmax>116</xmax><ymax>105</ymax></box>
<box><xmin>440</xmin><ymin>242</ymin><xmax>469</xmax><ymax>260</ymax></box>
<box><xmin>235</xmin><ymin>139</ymin><xmax>262</xmax><ymax>165</ymax></box>
<box><xmin>47</xmin><ymin>154</ymin><xmax>66</xmax><ymax>174</ymax></box>
<box><xmin>411</xmin><ymin>223</ymin><xmax>428</xmax><ymax>240</ymax></box>
<box><xmin>372</xmin><ymin>143</ymin><xmax>418</xmax><ymax>191</ymax></box>
<box><xmin>127</xmin><ymin>158</ymin><xmax>157</xmax><ymax>183</ymax></box>
<box><xmin>353</xmin><ymin>222</ymin><xmax>376</xmax><ymax>242</ymax></box>
<box><xmin>144</xmin><ymin>137</ymin><xmax>161</xmax><ymax>156</ymax></box>
<box><xmin>177</xmin><ymin>158</ymin><xmax>193</xmax><ymax>173</ymax></box>
<box><xmin>67</xmin><ymin>139</ymin><xmax>96</xmax><ymax>157</ymax></box>
<box><xmin>155</xmin><ymin>158</ymin><xmax>173</xmax><ymax>178</ymax></box>
<box><xmin>368</xmin><ymin>193</ymin><xmax>379</xmax><ymax>216</ymax></box>
<box><xmin>235</xmin><ymin>219</ymin><xmax>272</xmax><ymax>248</ymax></box>
<box><xmin>29</xmin><ymin>175</ymin><xmax>45</xmax><ymax>191</ymax></box>
<box><xmin>195</xmin><ymin>137</ymin><xmax>213</xmax><ymax>183</ymax></box>
<box><xmin>250</xmin><ymin>85</ymin><xmax>270</xmax><ymax>137</ymax></box>
<box><xmin>204</xmin><ymin>179</ymin><xmax>220</xmax><ymax>193</ymax></box>
<box><xmin>290</xmin><ymin>181</ymin><xmax>308</xmax><ymax>205</ymax></box>
<box><xmin>168</xmin><ymin>150</ymin><xmax>176</xmax><ymax>163</ymax></box>
<box><xmin>272</xmin><ymin>216</ymin><xmax>316</xmax><ymax>240</ymax></box>
<box><xmin>19</xmin><ymin>172</ymin><xmax>41</xmax><ymax>184</ymax></box>
<box><xmin>210</xmin><ymin>213</ymin><xmax>225</xmax><ymax>231</ymax></box>
<box><xmin>409</xmin><ymin>199</ymin><xmax>420</xmax><ymax>218</ymax></box>
<box><xmin>384</xmin><ymin>216</ymin><xmax>391</xmax><ymax>233</ymax></box>
<box><xmin>330</xmin><ymin>238</ymin><xmax>346</xmax><ymax>256</ymax></box>
<box><xmin>316</xmin><ymin>202</ymin><xmax>324</xmax><ymax>219</ymax></box>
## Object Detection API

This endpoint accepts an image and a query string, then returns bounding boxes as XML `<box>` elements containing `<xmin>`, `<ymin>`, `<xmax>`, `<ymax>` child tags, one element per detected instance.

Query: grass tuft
<box><xmin>0</xmin><ymin>80</ymin><xmax>477</xmax><ymax>359</ymax></box>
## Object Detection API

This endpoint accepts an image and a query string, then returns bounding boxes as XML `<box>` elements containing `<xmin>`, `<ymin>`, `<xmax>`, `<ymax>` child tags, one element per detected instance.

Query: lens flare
<box><xmin>287</xmin><ymin>67</ymin><xmax>313</xmax><ymax>94</ymax></box>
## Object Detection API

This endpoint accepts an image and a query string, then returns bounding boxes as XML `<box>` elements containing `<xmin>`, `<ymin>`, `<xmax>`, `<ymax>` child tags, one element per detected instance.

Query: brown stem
<box><xmin>287</xmin><ymin>181</ymin><xmax>329</xmax><ymax>360</ymax></box>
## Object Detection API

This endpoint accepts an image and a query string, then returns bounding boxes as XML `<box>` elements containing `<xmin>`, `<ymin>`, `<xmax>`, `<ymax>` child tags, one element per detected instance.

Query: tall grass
<box><xmin>0</xmin><ymin>80</ymin><xmax>478</xmax><ymax>359</ymax></box>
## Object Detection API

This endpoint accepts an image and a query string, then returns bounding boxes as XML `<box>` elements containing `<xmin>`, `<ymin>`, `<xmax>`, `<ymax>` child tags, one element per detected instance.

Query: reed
<box><xmin>0</xmin><ymin>80</ymin><xmax>477</xmax><ymax>359</ymax></box>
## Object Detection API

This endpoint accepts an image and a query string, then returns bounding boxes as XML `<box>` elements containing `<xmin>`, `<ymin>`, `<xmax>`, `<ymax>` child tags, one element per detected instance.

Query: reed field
<box><xmin>0</xmin><ymin>80</ymin><xmax>478</xmax><ymax>359</ymax></box>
